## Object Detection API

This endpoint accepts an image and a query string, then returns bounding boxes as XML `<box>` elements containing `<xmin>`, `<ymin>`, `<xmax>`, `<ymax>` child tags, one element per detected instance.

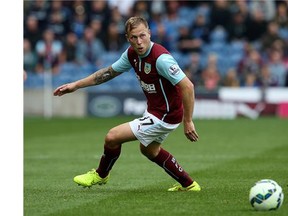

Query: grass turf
<box><xmin>24</xmin><ymin>116</ymin><xmax>288</xmax><ymax>216</ymax></box>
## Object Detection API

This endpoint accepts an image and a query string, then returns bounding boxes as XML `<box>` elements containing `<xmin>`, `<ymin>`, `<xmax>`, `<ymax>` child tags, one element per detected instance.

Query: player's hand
<box><xmin>184</xmin><ymin>121</ymin><xmax>199</xmax><ymax>142</ymax></box>
<box><xmin>53</xmin><ymin>82</ymin><xmax>78</xmax><ymax>96</ymax></box>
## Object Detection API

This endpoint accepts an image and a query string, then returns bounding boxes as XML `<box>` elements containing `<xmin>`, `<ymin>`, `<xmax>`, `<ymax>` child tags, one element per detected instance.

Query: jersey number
<box><xmin>139</xmin><ymin>116</ymin><xmax>154</xmax><ymax>126</ymax></box>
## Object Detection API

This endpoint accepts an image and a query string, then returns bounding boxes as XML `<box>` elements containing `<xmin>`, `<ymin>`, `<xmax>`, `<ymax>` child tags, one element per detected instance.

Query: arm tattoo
<box><xmin>93</xmin><ymin>66</ymin><xmax>119</xmax><ymax>85</ymax></box>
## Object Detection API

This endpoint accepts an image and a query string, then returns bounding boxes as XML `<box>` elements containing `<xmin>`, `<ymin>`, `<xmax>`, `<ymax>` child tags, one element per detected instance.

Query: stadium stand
<box><xmin>24</xmin><ymin>0</ymin><xmax>288</xmax><ymax>91</ymax></box>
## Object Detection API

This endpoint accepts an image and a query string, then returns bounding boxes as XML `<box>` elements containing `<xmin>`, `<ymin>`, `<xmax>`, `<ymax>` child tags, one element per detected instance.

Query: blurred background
<box><xmin>23</xmin><ymin>0</ymin><xmax>288</xmax><ymax>119</ymax></box>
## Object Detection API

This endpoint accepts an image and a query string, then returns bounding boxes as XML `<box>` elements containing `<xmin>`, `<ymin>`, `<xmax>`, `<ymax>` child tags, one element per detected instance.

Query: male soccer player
<box><xmin>53</xmin><ymin>16</ymin><xmax>200</xmax><ymax>191</ymax></box>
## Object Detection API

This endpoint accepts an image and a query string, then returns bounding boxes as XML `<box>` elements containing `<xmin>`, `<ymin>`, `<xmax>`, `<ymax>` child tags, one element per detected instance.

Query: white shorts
<box><xmin>129</xmin><ymin>111</ymin><xmax>180</xmax><ymax>146</ymax></box>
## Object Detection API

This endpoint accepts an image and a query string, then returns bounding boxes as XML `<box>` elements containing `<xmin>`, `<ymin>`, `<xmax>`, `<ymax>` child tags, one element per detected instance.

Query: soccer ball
<box><xmin>249</xmin><ymin>179</ymin><xmax>284</xmax><ymax>211</ymax></box>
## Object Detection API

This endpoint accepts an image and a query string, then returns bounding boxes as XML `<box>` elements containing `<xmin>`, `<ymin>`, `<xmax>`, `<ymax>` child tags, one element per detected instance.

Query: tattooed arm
<box><xmin>77</xmin><ymin>66</ymin><xmax>120</xmax><ymax>87</ymax></box>
<box><xmin>53</xmin><ymin>66</ymin><xmax>121</xmax><ymax>96</ymax></box>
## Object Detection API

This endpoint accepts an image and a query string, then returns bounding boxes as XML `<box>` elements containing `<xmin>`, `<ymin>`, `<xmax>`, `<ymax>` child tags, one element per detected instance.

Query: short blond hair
<box><xmin>125</xmin><ymin>16</ymin><xmax>149</xmax><ymax>34</ymax></box>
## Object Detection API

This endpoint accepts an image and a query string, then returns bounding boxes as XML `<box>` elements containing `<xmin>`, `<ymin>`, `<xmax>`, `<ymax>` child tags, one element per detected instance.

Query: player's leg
<box><xmin>128</xmin><ymin>111</ymin><xmax>199</xmax><ymax>190</ymax></box>
<box><xmin>74</xmin><ymin>122</ymin><xmax>137</xmax><ymax>187</ymax></box>
<box><xmin>140</xmin><ymin>142</ymin><xmax>200</xmax><ymax>191</ymax></box>
<box><xmin>96</xmin><ymin>122</ymin><xmax>137</xmax><ymax>178</ymax></box>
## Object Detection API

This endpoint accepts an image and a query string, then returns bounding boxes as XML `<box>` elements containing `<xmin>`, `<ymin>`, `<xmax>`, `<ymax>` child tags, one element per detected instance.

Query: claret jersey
<box><xmin>112</xmin><ymin>42</ymin><xmax>186</xmax><ymax>124</ymax></box>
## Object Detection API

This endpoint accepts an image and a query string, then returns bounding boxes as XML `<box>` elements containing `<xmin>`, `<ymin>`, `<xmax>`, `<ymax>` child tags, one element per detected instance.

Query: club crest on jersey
<box><xmin>169</xmin><ymin>64</ymin><xmax>180</xmax><ymax>75</ymax></box>
<box><xmin>144</xmin><ymin>62</ymin><xmax>151</xmax><ymax>74</ymax></box>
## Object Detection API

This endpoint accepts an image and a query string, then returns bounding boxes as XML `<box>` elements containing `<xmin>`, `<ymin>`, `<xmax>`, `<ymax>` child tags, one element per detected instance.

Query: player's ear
<box><xmin>125</xmin><ymin>34</ymin><xmax>129</xmax><ymax>42</ymax></box>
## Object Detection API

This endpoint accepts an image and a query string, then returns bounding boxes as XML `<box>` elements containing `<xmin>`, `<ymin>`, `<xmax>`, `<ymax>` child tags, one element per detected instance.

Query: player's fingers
<box><xmin>53</xmin><ymin>89</ymin><xmax>60</xmax><ymax>96</ymax></box>
<box><xmin>188</xmin><ymin>136</ymin><xmax>197</xmax><ymax>142</ymax></box>
<box><xmin>193</xmin><ymin>131</ymin><xmax>199</xmax><ymax>139</ymax></box>
<box><xmin>192</xmin><ymin>131</ymin><xmax>199</xmax><ymax>141</ymax></box>
<box><xmin>54</xmin><ymin>85</ymin><xmax>68</xmax><ymax>96</ymax></box>
<box><xmin>54</xmin><ymin>85</ymin><xmax>64</xmax><ymax>95</ymax></box>
<box><xmin>54</xmin><ymin>88</ymin><xmax>64</xmax><ymax>96</ymax></box>
<box><xmin>186</xmin><ymin>131</ymin><xmax>198</xmax><ymax>142</ymax></box>
<box><xmin>191</xmin><ymin>135</ymin><xmax>198</xmax><ymax>142</ymax></box>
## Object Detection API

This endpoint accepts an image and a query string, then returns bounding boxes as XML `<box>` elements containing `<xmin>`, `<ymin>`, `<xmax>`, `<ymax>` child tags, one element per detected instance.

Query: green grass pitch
<box><xmin>24</xmin><ymin>116</ymin><xmax>288</xmax><ymax>216</ymax></box>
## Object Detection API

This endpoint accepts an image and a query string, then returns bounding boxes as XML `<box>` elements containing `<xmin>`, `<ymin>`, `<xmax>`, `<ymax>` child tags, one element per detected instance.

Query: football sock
<box><xmin>96</xmin><ymin>145</ymin><xmax>121</xmax><ymax>178</ymax></box>
<box><xmin>151</xmin><ymin>148</ymin><xmax>193</xmax><ymax>187</ymax></box>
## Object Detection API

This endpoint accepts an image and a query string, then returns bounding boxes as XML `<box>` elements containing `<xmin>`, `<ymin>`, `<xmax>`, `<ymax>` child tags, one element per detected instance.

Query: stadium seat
<box><xmin>170</xmin><ymin>51</ymin><xmax>186</xmax><ymax>68</ymax></box>
<box><xmin>228</xmin><ymin>40</ymin><xmax>245</xmax><ymax>53</ymax></box>
<box><xmin>279</xmin><ymin>27</ymin><xmax>288</xmax><ymax>40</ymax></box>
<box><xmin>98</xmin><ymin>51</ymin><xmax>121</xmax><ymax>68</ymax></box>
<box><xmin>178</xmin><ymin>7</ymin><xmax>196</xmax><ymax>27</ymax></box>
<box><xmin>209</xmin><ymin>27</ymin><xmax>228</xmax><ymax>43</ymax></box>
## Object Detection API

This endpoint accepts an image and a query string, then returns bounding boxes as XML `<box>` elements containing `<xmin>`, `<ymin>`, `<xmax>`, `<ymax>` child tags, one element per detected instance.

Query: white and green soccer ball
<box><xmin>249</xmin><ymin>179</ymin><xmax>284</xmax><ymax>211</ymax></box>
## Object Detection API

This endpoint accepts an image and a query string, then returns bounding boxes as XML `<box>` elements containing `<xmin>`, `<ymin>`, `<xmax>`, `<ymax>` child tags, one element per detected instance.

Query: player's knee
<box><xmin>140</xmin><ymin>144</ymin><xmax>159</xmax><ymax>159</ymax></box>
<box><xmin>105</xmin><ymin>129</ymin><xmax>119</xmax><ymax>148</ymax></box>
<box><xmin>139</xmin><ymin>145</ymin><xmax>146</xmax><ymax>155</ymax></box>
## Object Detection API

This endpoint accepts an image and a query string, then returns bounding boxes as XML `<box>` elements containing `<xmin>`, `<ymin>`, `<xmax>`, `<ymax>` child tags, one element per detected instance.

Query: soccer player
<box><xmin>53</xmin><ymin>16</ymin><xmax>200</xmax><ymax>191</ymax></box>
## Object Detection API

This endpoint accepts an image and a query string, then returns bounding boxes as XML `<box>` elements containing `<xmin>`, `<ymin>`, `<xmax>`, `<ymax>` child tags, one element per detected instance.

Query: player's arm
<box><xmin>156</xmin><ymin>54</ymin><xmax>199</xmax><ymax>142</ymax></box>
<box><xmin>54</xmin><ymin>49</ymin><xmax>132</xmax><ymax>96</ymax></box>
<box><xmin>177</xmin><ymin>77</ymin><xmax>199</xmax><ymax>142</ymax></box>
<box><xmin>53</xmin><ymin>66</ymin><xmax>121</xmax><ymax>96</ymax></box>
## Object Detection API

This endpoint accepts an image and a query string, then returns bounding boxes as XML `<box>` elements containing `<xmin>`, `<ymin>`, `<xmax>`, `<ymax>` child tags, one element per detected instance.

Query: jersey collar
<box><xmin>139</xmin><ymin>42</ymin><xmax>154</xmax><ymax>58</ymax></box>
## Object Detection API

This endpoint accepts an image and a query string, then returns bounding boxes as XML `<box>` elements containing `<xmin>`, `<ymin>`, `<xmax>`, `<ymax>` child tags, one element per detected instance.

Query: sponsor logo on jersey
<box><xmin>144</xmin><ymin>62</ymin><xmax>151</xmax><ymax>74</ymax></box>
<box><xmin>140</xmin><ymin>80</ymin><xmax>156</xmax><ymax>93</ymax></box>
<box><xmin>136</xmin><ymin>74</ymin><xmax>156</xmax><ymax>93</ymax></box>
<box><xmin>169</xmin><ymin>64</ymin><xmax>180</xmax><ymax>75</ymax></box>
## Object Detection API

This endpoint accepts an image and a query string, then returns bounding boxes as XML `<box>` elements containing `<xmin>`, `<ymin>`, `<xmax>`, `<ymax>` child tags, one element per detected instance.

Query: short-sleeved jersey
<box><xmin>112</xmin><ymin>42</ymin><xmax>186</xmax><ymax>124</ymax></box>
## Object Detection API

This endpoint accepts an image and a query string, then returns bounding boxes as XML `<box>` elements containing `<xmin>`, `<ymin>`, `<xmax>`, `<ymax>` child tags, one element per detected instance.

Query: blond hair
<box><xmin>125</xmin><ymin>17</ymin><xmax>149</xmax><ymax>34</ymax></box>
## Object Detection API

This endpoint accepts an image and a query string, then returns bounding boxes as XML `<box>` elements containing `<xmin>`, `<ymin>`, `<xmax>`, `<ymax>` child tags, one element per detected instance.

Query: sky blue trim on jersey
<box><xmin>112</xmin><ymin>42</ymin><xmax>155</xmax><ymax>73</ymax></box>
<box><xmin>156</xmin><ymin>54</ymin><xmax>186</xmax><ymax>85</ymax></box>
<box><xmin>159</xmin><ymin>78</ymin><xmax>169</xmax><ymax>121</ymax></box>
<box><xmin>111</xmin><ymin>49</ymin><xmax>132</xmax><ymax>73</ymax></box>
<box><xmin>139</xmin><ymin>42</ymin><xmax>154</xmax><ymax>58</ymax></box>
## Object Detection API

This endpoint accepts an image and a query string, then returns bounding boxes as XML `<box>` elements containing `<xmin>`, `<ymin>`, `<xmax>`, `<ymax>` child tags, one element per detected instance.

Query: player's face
<box><xmin>127</xmin><ymin>23</ymin><xmax>151</xmax><ymax>55</ymax></box>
